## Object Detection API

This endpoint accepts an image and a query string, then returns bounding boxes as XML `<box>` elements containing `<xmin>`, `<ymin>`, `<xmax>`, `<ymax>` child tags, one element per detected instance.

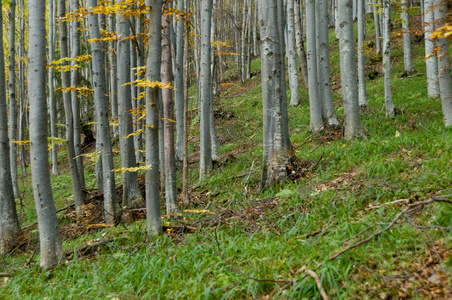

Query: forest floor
<box><xmin>1</xmin><ymin>11</ymin><xmax>452</xmax><ymax>299</ymax></box>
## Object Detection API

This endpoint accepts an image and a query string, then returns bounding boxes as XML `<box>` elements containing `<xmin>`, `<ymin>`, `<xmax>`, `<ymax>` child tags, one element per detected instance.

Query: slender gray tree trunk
<box><xmin>372</xmin><ymin>0</ymin><xmax>382</xmax><ymax>54</ymax></box>
<box><xmin>287</xmin><ymin>0</ymin><xmax>300</xmax><ymax>106</ymax></box>
<box><xmin>8</xmin><ymin>0</ymin><xmax>19</xmax><ymax>199</ymax></box>
<box><xmin>424</xmin><ymin>0</ymin><xmax>439</xmax><ymax>98</ymax></box>
<box><xmin>1</xmin><ymin>0</ymin><xmax>20</xmax><ymax>254</ymax></box>
<box><xmin>357</xmin><ymin>0</ymin><xmax>369</xmax><ymax>107</ymax></box>
<box><xmin>199</xmin><ymin>0</ymin><xmax>214</xmax><ymax>180</ymax></box>
<box><xmin>259</xmin><ymin>0</ymin><xmax>290</xmax><ymax>188</ymax></box>
<box><xmin>174</xmin><ymin>0</ymin><xmax>185</xmax><ymax>164</ymax></box>
<box><xmin>117</xmin><ymin>10</ymin><xmax>143</xmax><ymax>212</ymax></box>
<box><xmin>48</xmin><ymin>0</ymin><xmax>58</xmax><ymax>176</ymax></box>
<box><xmin>401</xmin><ymin>0</ymin><xmax>415</xmax><ymax>75</ymax></box>
<box><xmin>28</xmin><ymin>0</ymin><xmax>64</xmax><ymax>267</ymax></box>
<box><xmin>182</xmin><ymin>0</ymin><xmax>190</xmax><ymax>206</ymax></box>
<box><xmin>319</xmin><ymin>0</ymin><xmax>339</xmax><ymax>125</ymax></box>
<box><xmin>382</xmin><ymin>0</ymin><xmax>394</xmax><ymax>117</ymax></box>
<box><xmin>306</xmin><ymin>0</ymin><xmax>324</xmax><ymax>132</ymax></box>
<box><xmin>59</xmin><ymin>0</ymin><xmax>85</xmax><ymax>214</ymax></box>
<box><xmin>87</xmin><ymin>0</ymin><xmax>118</xmax><ymax>225</ymax></box>
<box><xmin>70</xmin><ymin>0</ymin><xmax>85</xmax><ymax>190</ymax></box>
<box><xmin>18</xmin><ymin>0</ymin><xmax>27</xmax><ymax>178</ymax></box>
<box><xmin>294</xmin><ymin>0</ymin><xmax>309</xmax><ymax>89</ymax></box>
<box><xmin>338</xmin><ymin>0</ymin><xmax>366</xmax><ymax>140</ymax></box>
<box><xmin>145</xmin><ymin>0</ymin><xmax>163</xmax><ymax>236</ymax></box>
<box><xmin>135</xmin><ymin>13</ymin><xmax>144</xmax><ymax>164</ymax></box>
<box><xmin>434</xmin><ymin>0</ymin><xmax>452</xmax><ymax>127</ymax></box>
<box><xmin>109</xmin><ymin>0</ymin><xmax>118</xmax><ymax>137</ymax></box>
<box><xmin>161</xmin><ymin>8</ymin><xmax>179</xmax><ymax>214</ymax></box>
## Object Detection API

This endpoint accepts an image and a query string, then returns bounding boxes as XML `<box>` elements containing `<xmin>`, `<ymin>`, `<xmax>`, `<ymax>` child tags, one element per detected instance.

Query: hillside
<box><xmin>1</xmin><ymin>10</ymin><xmax>452</xmax><ymax>300</ymax></box>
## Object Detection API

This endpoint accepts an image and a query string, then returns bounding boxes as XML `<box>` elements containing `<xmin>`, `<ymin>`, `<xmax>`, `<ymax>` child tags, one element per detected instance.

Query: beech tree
<box><xmin>1</xmin><ymin>0</ymin><xmax>21</xmax><ymax>254</ymax></box>
<box><xmin>382</xmin><ymin>0</ymin><xmax>394</xmax><ymax>117</ymax></box>
<box><xmin>338</xmin><ymin>0</ymin><xmax>365</xmax><ymax>140</ymax></box>
<box><xmin>59</xmin><ymin>0</ymin><xmax>84</xmax><ymax>214</ymax></box>
<box><xmin>145</xmin><ymin>0</ymin><xmax>163</xmax><ymax>236</ymax></box>
<box><xmin>357</xmin><ymin>0</ymin><xmax>368</xmax><ymax>107</ymax></box>
<box><xmin>48</xmin><ymin>0</ymin><xmax>58</xmax><ymax>176</ymax></box>
<box><xmin>401</xmin><ymin>0</ymin><xmax>415</xmax><ymax>75</ymax></box>
<box><xmin>161</xmin><ymin>3</ymin><xmax>179</xmax><ymax>214</ymax></box>
<box><xmin>28</xmin><ymin>0</ymin><xmax>64</xmax><ymax>267</ymax></box>
<box><xmin>87</xmin><ymin>0</ymin><xmax>118</xmax><ymax>225</ymax></box>
<box><xmin>199</xmin><ymin>0</ymin><xmax>214</xmax><ymax>179</ymax></box>
<box><xmin>287</xmin><ymin>0</ymin><xmax>300</xmax><ymax>106</ymax></box>
<box><xmin>259</xmin><ymin>0</ymin><xmax>290</xmax><ymax>187</ymax></box>
<box><xmin>424</xmin><ymin>0</ymin><xmax>440</xmax><ymax>98</ymax></box>
<box><xmin>175</xmin><ymin>0</ymin><xmax>185</xmax><ymax>163</ymax></box>
<box><xmin>117</xmin><ymin>9</ymin><xmax>142</xmax><ymax>212</ymax></box>
<box><xmin>294</xmin><ymin>0</ymin><xmax>308</xmax><ymax>89</ymax></box>
<box><xmin>433</xmin><ymin>0</ymin><xmax>452</xmax><ymax>127</ymax></box>
<box><xmin>306</xmin><ymin>0</ymin><xmax>324</xmax><ymax>131</ymax></box>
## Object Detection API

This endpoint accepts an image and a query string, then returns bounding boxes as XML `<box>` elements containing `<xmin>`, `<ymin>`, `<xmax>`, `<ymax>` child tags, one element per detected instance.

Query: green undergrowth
<box><xmin>2</xmin><ymin>12</ymin><xmax>452</xmax><ymax>299</ymax></box>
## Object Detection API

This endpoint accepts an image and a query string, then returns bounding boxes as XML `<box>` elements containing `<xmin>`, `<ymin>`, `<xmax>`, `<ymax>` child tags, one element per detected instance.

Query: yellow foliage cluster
<box><xmin>113</xmin><ymin>165</ymin><xmax>152</xmax><ymax>173</ymax></box>
<box><xmin>124</xmin><ymin>79</ymin><xmax>174</xmax><ymax>89</ymax></box>
<box><xmin>55</xmin><ymin>86</ymin><xmax>94</xmax><ymax>97</ymax></box>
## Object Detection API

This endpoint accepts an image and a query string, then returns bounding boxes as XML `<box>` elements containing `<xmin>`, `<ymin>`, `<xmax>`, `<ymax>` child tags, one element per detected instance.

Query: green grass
<box><xmin>2</xmin><ymin>11</ymin><xmax>452</xmax><ymax>300</ymax></box>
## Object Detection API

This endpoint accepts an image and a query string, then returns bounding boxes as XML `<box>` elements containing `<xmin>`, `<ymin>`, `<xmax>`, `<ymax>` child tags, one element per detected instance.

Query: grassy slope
<box><xmin>1</xmin><ymin>11</ymin><xmax>452</xmax><ymax>299</ymax></box>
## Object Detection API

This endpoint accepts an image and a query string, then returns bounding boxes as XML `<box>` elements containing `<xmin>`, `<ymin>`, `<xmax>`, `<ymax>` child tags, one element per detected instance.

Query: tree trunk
<box><xmin>87</xmin><ymin>0</ymin><xmax>118</xmax><ymax>225</ymax></box>
<box><xmin>318</xmin><ymin>0</ymin><xmax>339</xmax><ymax>125</ymax></box>
<box><xmin>175</xmin><ymin>0</ymin><xmax>185</xmax><ymax>164</ymax></box>
<box><xmin>109</xmin><ymin>0</ymin><xmax>118</xmax><ymax>137</ymax></box>
<box><xmin>306</xmin><ymin>0</ymin><xmax>324</xmax><ymax>132</ymax></box>
<box><xmin>161</xmin><ymin>4</ymin><xmax>179</xmax><ymax>214</ymax></box>
<box><xmin>424</xmin><ymin>0</ymin><xmax>439</xmax><ymax>98</ymax></box>
<box><xmin>28</xmin><ymin>0</ymin><xmax>64</xmax><ymax>267</ymax></box>
<box><xmin>8</xmin><ymin>0</ymin><xmax>19</xmax><ymax>198</ymax></box>
<box><xmin>382</xmin><ymin>0</ymin><xmax>395</xmax><ymax>117</ymax></box>
<box><xmin>287</xmin><ymin>0</ymin><xmax>300</xmax><ymax>106</ymax></box>
<box><xmin>199</xmin><ymin>0</ymin><xmax>214</xmax><ymax>180</ymax></box>
<box><xmin>48</xmin><ymin>0</ymin><xmax>58</xmax><ymax>176</ymax></box>
<box><xmin>59</xmin><ymin>0</ymin><xmax>85</xmax><ymax>214</ymax></box>
<box><xmin>182</xmin><ymin>0</ymin><xmax>190</xmax><ymax>206</ymax></box>
<box><xmin>338</xmin><ymin>0</ymin><xmax>366</xmax><ymax>140</ymax></box>
<box><xmin>294</xmin><ymin>0</ymin><xmax>309</xmax><ymax>89</ymax></box>
<box><xmin>434</xmin><ymin>0</ymin><xmax>452</xmax><ymax>127</ymax></box>
<box><xmin>373</xmin><ymin>0</ymin><xmax>382</xmax><ymax>54</ymax></box>
<box><xmin>70</xmin><ymin>0</ymin><xmax>85</xmax><ymax>190</ymax></box>
<box><xmin>145</xmin><ymin>0</ymin><xmax>163</xmax><ymax>236</ymax></box>
<box><xmin>1</xmin><ymin>0</ymin><xmax>21</xmax><ymax>254</ymax></box>
<box><xmin>357</xmin><ymin>0</ymin><xmax>369</xmax><ymax>107</ymax></box>
<box><xmin>117</xmin><ymin>8</ymin><xmax>143</xmax><ymax>212</ymax></box>
<box><xmin>401</xmin><ymin>0</ymin><xmax>415</xmax><ymax>75</ymax></box>
<box><xmin>259</xmin><ymin>0</ymin><xmax>290</xmax><ymax>188</ymax></box>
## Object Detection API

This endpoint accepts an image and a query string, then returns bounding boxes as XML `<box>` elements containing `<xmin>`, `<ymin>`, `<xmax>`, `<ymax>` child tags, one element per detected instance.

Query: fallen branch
<box><xmin>366</xmin><ymin>198</ymin><xmax>410</xmax><ymax>210</ymax></box>
<box><xmin>0</xmin><ymin>273</ymin><xmax>11</xmax><ymax>277</ymax></box>
<box><xmin>300</xmin><ymin>266</ymin><xmax>330</xmax><ymax>300</ymax></box>
<box><xmin>329</xmin><ymin>195</ymin><xmax>452</xmax><ymax>260</ymax></box>
<box><xmin>65</xmin><ymin>237</ymin><xmax>123</xmax><ymax>260</ymax></box>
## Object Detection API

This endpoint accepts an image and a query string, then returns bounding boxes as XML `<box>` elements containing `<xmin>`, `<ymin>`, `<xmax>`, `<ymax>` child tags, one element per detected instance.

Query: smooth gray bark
<box><xmin>145</xmin><ymin>0</ymin><xmax>163</xmax><ymax>236</ymax></box>
<box><xmin>259</xmin><ymin>0</ymin><xmax>290</xmax><ymax>188</ymax></box>
<box><xmin>135</xmin><ymin>13</ymin><xmax>144</xmax><ymax>164</ymax></box>
<box><xmin>318</xmin><ymin>0</ymin><xmax>339</xmax><ymax>125</ymax></box>
<box><xmin>338</xmin><ymin>0</ymin><xmax>365</xmax><ymax>140</ymax></box>
<box><xmin>357</xmin><ymin>0</ymin><xmax>369</xmax><ymax>107</ymax></box>
<box><xmin>294</xmin><ymin>0</ymin><xmax>309</xmax><ymax>89</ymax></box>
<box><xmin>434</xmin><ymin>0</ymin><xmax>452</xmax><ymax>127</ymax></box>
<box><xmin>306</xmin><ymin>0</ymin><xmax>324</xmax><ymax>132</ymax></box>
<box><xmin>161</xmin><ymin>9</ymin><xmax>179</xmax><ymax>214</ymax></box>
<box><xmin>401</xmin><ymin>0</ymin><xmax>415</xmax><ymax>75</ymax></box>
<box><xmin>1</xmin><ymin>0</ymin><xmax>20</xmax><ymax>254</ymax></box>
<box><xmin>424</xmin><ymin>0</ymin><xmax>439</xmax><ymax>98</ymax></box>
<box><xmin>8</xmin><ymin>0</ymin><xmax>19</xmax><ymax>199</ymax></box>
<box><xmin>59</xmin><ymin>0</ymin><xmax>85</xmax><ymax>213</ymax></box>
<box><xmin>48</xmin><ymin>0</ymin><xmax>58</xmax><ymax>176</ymax></box>
<box><xmin>199</xmin><ymin>0</ymin><xmax>214</xmax><ymax>180</ymax></box>
<box><xmin>117</xmin><ymin>12</ymin><xmax>142</xmax><ymax>210</ymax></box>
<box><xmin>175</xmin><ymin>0</ymin><xmax>185</xmax><ymax>163</ymax></box>
<box><xmin>382</xmin><ymin>0</ymin><xmax>394</xmax><ymax>117</ymax></box>
<box><xmin>372</xmin><ymin>0</ymin><xmax>382</xmax><ymax>54</ymax></box>
<box><xmin>87</xmin><ymin>0</ymin><xmax>118</xmax><ymax>225</ymax></box>
<box><xmin>28</xmin><ymin>0</ymin><xmax>64</xmax><ymax>267</ymax></box>
<box><xmin>70</xmin><ymin>0</ymin><xmax>85</xmax><ymax>190</ymax></box>
<box><xmin>287</xmin><ymin>0</ymin><xmax>300</xmax><ymax>106</ymax></box>
<box><xmin>109</xmin><ymin>0</ymin><xmax>118</xmax><ymax>137</ymax></box>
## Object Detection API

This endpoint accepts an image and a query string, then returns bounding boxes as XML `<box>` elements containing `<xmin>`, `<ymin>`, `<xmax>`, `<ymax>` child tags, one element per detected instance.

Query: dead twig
<box><xmin>366</xmin><ymin>198</ymin><xmax>410</xmax><ymax>210</ymax></box>
<box><xmin>330</xmin><ymin>195</ymin><xmax>452</xmax><ymax>260</ymax></box>
<box><xmin>300</xmin><ymin>266</ymin><xmax>330</xmax><ymax>300</ymax></box>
